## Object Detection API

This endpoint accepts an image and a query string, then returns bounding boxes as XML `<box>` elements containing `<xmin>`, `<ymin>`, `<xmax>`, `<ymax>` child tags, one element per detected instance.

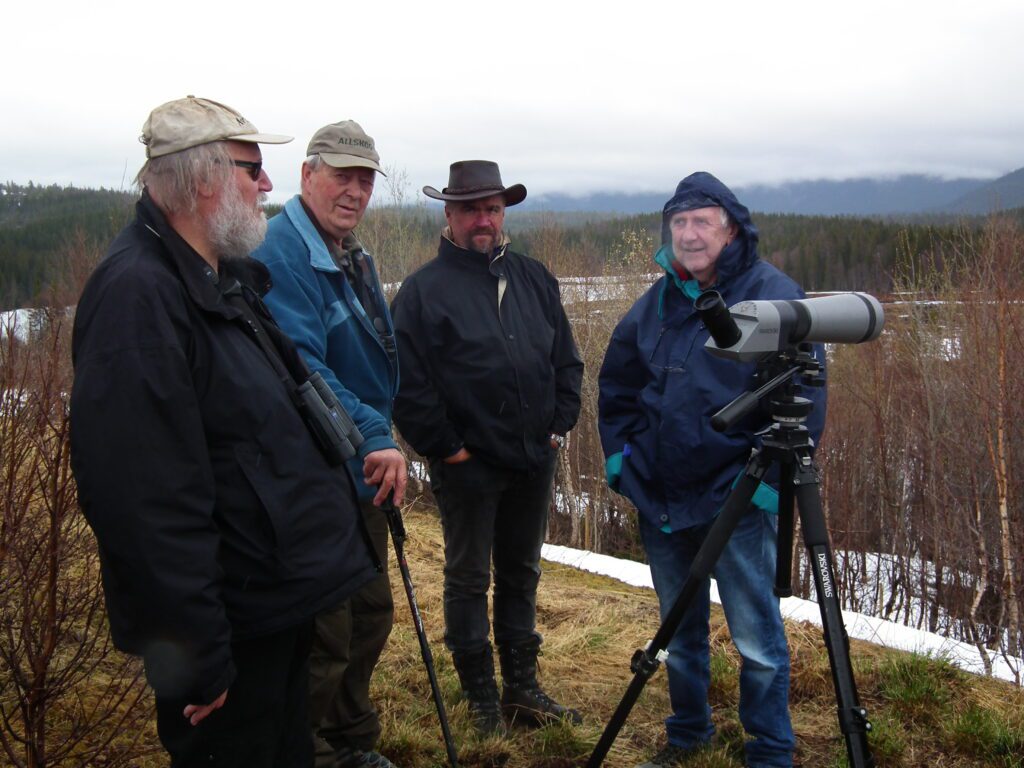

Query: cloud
<box><xmin>4</xmin><ymin>0</ymin><xmax>1022</xmax><ymax>201</ymax></box>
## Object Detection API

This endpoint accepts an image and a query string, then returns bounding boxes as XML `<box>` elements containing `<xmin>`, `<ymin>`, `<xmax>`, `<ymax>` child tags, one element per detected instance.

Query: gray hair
<box><xmin>668</xmin><ymin>205</ymin><xmax>733</xmax><ymax>230</ymax></box>
<box><xmin>135</xmin><ymin>141</ymin><xmax>234</xmax><ymax>215</ymax></box>
<box><xmin>304</xmin><ymin>154</ymin><xmax>324</xmax><ymax>171</ymax></box>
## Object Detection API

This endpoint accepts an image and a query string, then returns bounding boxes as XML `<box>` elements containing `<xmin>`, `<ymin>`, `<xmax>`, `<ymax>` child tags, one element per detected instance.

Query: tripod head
<box><xmin>711</xmin><ymin>343</ymin><xmax>823</xmax><ymax>433</ymax></box>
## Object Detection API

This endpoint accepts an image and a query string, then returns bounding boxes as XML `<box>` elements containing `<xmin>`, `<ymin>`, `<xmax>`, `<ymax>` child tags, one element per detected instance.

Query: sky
<box><xmin>4</xmin><ymin>0</ymin><xmax>1023</xmax><ymax>205</ymax></box>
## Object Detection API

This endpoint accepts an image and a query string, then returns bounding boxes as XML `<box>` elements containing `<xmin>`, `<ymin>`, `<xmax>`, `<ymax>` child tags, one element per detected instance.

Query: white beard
<box><xmin>207</xmin><ymin>185</ymin><xmax>268</xmax><ymax>261</ymax></box>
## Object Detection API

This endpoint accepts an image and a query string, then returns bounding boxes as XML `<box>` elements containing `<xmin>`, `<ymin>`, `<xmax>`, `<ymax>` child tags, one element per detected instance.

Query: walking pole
<box><xmin>382</xmin><ymin>495</ymin><xmax>459</xmax><ymax>768</ymax></box>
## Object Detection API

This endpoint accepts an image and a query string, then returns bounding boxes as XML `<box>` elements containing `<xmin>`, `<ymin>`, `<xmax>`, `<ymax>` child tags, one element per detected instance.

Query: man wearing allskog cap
<box><xmin>254</xmin><ymin>121</ymin><xmax>404</xmax><ymax>768</ymax></box>
<box><xmin>390</xmin><ymin>161</ymin><xmax>584</xmax><ymax>735</ymax></box>
<box><xmin>70</xmin><ymin>97</ymin><xmax>377</xmax><ymax>767</ymax></box>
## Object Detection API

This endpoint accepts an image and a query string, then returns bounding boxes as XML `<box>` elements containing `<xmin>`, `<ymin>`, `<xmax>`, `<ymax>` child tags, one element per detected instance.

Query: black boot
<box><xmin>498</xmin><ymin>637</ymin><xmax>583</xmax><ymax>727</ymax></box>
<box><xmin>451</xmin><ymin>645</ymin><xmax>505</xmax><ymax>736</ymax></box>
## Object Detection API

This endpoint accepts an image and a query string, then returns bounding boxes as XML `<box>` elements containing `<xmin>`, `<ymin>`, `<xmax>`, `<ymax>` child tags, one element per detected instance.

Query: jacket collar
<box><xmin>137</xmin><ymin>190</ymin><xmax>272</xmax><ymax>318</ymax></box>
<box><xmin>284</xmin><ymin>195</ymin><xmax>365</xmax><ymax>273</ymax></box>
<box><xmin>438</xmin><ymin>228</ymin><xmax>510</xmax><ymax>276</ymax></box>
<box><xmin>653</xmin><ymin>244</ymin><xmax>703</xmax><ymax>319</ymax></box>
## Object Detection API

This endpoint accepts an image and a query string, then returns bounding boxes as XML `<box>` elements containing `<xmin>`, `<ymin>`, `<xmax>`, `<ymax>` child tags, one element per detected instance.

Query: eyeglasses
<box><xmin>230</xmin><ymin>159</ymin><xmax>263</xmax><ymax>181</ymax></box>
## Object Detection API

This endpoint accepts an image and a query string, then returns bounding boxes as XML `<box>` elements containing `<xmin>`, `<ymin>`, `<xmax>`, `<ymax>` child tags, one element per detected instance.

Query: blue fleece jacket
<box><xmin>597</xmin><ymin>172</ymin><xmax>826</xmax><ymax>531</ymax></box>
<box><xmin>253</xmin><ymin>196</ymin><xmax>399</xmax><ymax>502</ymax></box>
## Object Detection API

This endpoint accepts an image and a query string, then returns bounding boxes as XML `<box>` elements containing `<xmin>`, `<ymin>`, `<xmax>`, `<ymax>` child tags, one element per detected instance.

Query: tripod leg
<box><xmin>586</xmin><ymin>451</ymin><xmax>769</xmax><ymax>768</ymax></box>
<box><xmin>775</xmin><ymin>461</ymin><xmax>795</xmax><ymax>598</ymax></box>
<box><xmin>793</xmin><ymin>465</ymin><xmax>874</xmax><ymax>768</ymax></box>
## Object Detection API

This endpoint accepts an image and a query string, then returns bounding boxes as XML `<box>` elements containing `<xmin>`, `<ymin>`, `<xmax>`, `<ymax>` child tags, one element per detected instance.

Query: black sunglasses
<box><xmin>230</xmin><ymin>159</ymin><xmax>263</xmax><ymax>181</ymax></box>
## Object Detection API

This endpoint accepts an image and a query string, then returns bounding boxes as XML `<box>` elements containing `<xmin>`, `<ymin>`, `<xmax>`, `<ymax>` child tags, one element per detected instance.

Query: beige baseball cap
<box><xmin>140</xmin><ymin>95</ymin><xmax>292</xmax><ymax>159</ymax></box>
<box><xmin>306</xmin><ymin>120</ymin><xmax>385</xmax><ymax>175</ymax></box>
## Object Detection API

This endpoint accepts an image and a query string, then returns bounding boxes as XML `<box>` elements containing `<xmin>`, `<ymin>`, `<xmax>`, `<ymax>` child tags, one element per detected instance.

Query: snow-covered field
<box><xmin>541</xmin><ymin>543</ymin><xmax>1023</xmax><ymax>686</ymax></box>
<box><xmin>0</xmin><ymin>308</ymin><xmax>37</xmax><ymax>343</ymax></box>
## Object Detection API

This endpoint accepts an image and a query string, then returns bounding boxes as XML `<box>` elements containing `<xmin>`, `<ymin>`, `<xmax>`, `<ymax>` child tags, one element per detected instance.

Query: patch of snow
<box><xmin>0</xmin><ymin>309</ymin><xmax>35</xmax><ymax>343</ymax></box>
<box><xmin>541</xmin><ymin>542</ymin><xmax>1022</xmax><ymax>686</ymax></box>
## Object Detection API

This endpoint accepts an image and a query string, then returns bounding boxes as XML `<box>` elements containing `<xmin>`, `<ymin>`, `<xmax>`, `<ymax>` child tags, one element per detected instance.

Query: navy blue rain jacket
<box><xmin>597</xmin><ymin>172</ymin><xmax>826</xmax><ymax>531</ymax></box>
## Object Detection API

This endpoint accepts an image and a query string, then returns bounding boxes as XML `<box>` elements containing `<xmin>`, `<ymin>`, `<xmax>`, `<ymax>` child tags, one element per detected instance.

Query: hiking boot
<box><xmin>451</xmin><ymin>645</ymin><xmax>506</xmax><ymax>736</ymax></box>
<box><xmin>498</xmin><ymin>637</ymin><xmax>582</xmax><ymax>728</ymax></box>
<box><xmin>333</xmin><ymin>747</ymin><xmax>399</xmax><ymax>768</ymax></box>
<box><xmin>635</xmin><ymin>742</ymin><xmax>704</xmax><ymax>768</ymax></box>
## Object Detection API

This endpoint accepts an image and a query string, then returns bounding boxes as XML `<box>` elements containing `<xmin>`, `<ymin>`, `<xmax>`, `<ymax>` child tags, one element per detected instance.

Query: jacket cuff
<box><xmin>198</xmin><ymin>658</ymin><xmax>237</xmax><ymax>706</ymax></box>
<box><xmin>147</xmin><ymin>646</ymin><xmax>237</xmax><ymax>704</ymax></box>
<box><xmin>357</xmin><ymin>434</ymin><xmax>399</xmax><ymax>458</ymax></box>
<box><xmin>751</xmin><ymin>481</ymin><xmax>779</xmax><ymax>515</ymax></box>
<box><xmin>434</xmin><ymin>432</ymin><xmax>464</xmax><ymax>460</ymax></box>
<box><xmin>605</xmin><ymin>451</ymin><xmax>624</xmax><ymax>493</ymax></box>
<box><xmin>730</xmin><ymin>471</ymin><xmax>780</xmax><ymax>515</ymax></box>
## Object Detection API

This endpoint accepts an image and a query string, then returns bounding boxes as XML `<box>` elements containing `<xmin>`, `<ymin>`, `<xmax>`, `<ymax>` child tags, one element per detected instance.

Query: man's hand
<box><xmin>183</xmin><ymin>689</ymin><xmax>227</xmax><ymax>726</ymax></box>
<box><xmin>443</xmin><ymin>447</ymin><xmax>472</xmax><ymax>465</ymax></box>
<box><xmin>364</xmin><ymin>448</ymin><xmax>408</xmax><ymax>506</ymax></box>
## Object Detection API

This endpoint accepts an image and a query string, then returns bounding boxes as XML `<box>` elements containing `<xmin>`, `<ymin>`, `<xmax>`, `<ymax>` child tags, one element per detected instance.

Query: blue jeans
<box><xmin>429</xmin><ymin>451</ymin><xmax>556</xmax><ymax>653</ymax></box>
<box><xmin>639</xmin><ymin>507</ymin><xmax>794</xmax><ymax>768</ymax></box>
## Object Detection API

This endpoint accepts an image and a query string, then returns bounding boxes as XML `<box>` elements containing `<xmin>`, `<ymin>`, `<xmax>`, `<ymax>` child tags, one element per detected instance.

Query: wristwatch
<box><xmin>549</xmin><ymin>433</ymin><xmax>566</xmax><ymax>448</ymax></box>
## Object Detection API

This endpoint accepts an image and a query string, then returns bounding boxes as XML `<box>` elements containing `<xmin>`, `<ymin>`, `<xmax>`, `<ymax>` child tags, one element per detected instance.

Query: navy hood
<box><xmin>660</xmin><ymin>171</ymin><xmax>760</xmax><ymax>286</ymax></box>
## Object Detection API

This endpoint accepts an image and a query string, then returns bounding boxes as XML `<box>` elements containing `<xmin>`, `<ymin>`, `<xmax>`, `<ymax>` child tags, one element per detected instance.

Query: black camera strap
<box><xmin>219</xmin><ymin>277</ymin><xmax>364</xmax><ymax>467</ymax></box>
<box><xmin>219</xmin><ymin>276</ymin><xmax>379</xmax><ymax>571</ymax></box>
<box><xmin>220</xmin><ymin>277</ymin><xmax>308</xmax><ymax>392</ymax></box>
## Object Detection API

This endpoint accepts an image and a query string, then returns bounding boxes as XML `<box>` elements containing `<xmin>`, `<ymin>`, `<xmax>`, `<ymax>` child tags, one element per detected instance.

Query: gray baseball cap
<box><xmin>140</xmin><ymin>95</ymin><xmax>292</xmax><ymax>159</ymax></box>
<box><xmin>306</xmin><ymin>120</ymin><xmax>385</xmax><ymax>175</ymax></box>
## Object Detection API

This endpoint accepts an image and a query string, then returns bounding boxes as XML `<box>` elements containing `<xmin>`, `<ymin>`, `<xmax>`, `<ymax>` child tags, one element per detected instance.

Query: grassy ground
<box><xmin>373</xmin><ymin>501</ymin><xmax>1024</xmax><ymax>768</ymax></box>
<box><xmin>95</xmin><ymin>500</ymin><xmax>1023</xmax><ymax>767</ymax></box>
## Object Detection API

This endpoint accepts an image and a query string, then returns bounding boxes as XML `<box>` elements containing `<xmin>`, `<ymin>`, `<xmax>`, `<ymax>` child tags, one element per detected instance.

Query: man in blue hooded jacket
<box><xmin>253</xmin><ymin>120</ymin><xmax>404</xmax><ymax>768</ymax></box>
<box><xmin>598</xmin><ymin>172</ymin><xmax>825</xmax><ymax>768</ymax></box>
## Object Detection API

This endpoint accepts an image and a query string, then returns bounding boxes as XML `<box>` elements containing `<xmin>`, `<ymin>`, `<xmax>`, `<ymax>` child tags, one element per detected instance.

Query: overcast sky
<box><xmin>5</xmin><ymin>0</ymin><xmax>1022</xmax><ymax>204</ymax></box>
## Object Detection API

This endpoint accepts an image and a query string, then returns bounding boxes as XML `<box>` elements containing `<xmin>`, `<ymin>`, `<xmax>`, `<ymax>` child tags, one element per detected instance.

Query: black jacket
<box><xmin>390</xmin><ymin>235</ymin><xmax>583</xmax><ymax>471</ymax></box>
<box><xmin>70</xmin><ymin>193</ymin><xmax>376</xmax><ymax>704</ymax></box>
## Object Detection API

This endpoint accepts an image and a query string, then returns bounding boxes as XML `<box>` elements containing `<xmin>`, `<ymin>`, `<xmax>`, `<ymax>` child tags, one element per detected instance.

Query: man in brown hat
<box><xmin>70</xmin><ymin>97</ymin><xmax>377</xmax><ymax>767</ymax></box>
<box><xmin>254</xmin><ymin>121</ymin><xmax>404</xmax><ymax>768</ymax></box>
<box><xmin>390</xmin><ymin>161</ymin><xmax>584</xmax><ymax>735</ymax></box>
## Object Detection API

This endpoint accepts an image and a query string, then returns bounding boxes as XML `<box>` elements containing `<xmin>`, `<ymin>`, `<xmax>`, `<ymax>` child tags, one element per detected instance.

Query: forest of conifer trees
<box><xmin>3</xmin><ymin>181</ymin><xmax>1021</xmax><ymax>310</ymax></box>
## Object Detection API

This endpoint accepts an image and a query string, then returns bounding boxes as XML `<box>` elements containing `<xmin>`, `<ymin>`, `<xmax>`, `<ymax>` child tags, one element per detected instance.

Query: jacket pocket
<box><xmin>431</xmin><ymin>454</ymin><xmax>494</xmax><ymax>490</ymax></box>
<box><xmin>230</xmin><ymin>444</ymin><xmax>292</xmax><ymax>558</ymax></box>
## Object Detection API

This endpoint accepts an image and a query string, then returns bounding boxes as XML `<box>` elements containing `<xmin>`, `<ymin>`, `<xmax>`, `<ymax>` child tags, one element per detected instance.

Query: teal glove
<box><xmin>605</xmin><ymin>447</ymin><xmax>626</xmax><ymax>493</ymax></box>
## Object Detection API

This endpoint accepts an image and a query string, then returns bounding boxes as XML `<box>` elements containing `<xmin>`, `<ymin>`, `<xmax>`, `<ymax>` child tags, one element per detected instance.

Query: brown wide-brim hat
<box><xmin>423</xmin><ymin>160</ymin><xmax>527</xmax><ymax>206</ymax></box>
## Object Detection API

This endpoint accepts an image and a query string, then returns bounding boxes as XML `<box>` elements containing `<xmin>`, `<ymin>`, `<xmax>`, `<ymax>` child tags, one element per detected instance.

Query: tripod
<box><xmin>587</xmin><ymin>354</ymin><xmax>874</xmax><ymax>768</ymax></box>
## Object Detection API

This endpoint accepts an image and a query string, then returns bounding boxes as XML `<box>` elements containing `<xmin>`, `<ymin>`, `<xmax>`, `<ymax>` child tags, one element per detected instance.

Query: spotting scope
<box><xmin>696</xmin><ymin>291</ymin><xmax>884</xmax><ymax>362</ymax></box>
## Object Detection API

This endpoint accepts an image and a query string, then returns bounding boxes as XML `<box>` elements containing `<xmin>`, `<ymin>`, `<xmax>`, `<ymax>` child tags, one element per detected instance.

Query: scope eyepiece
<box><xmin>695</xmin><ymin>290</ymin><xmax>742</xmax><ymax>348</ymax></box>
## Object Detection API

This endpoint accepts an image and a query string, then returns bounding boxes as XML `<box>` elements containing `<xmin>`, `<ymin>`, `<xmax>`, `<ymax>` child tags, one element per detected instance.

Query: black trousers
<box><xmin>155</xmin><ymin>621</ymin><xmax>314</xmax><ymax>768</ymax></box>
<box><xmin>429</xmin><ymin>451</ymin><xmax>556</xmax><ymax>654</ymax></box>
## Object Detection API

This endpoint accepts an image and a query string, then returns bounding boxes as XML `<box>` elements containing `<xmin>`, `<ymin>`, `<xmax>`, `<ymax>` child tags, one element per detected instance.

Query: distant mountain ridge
<box><xmin>943</xmin><ymin>167</ymin><xmax>1024</xmax><ymax>214</ymax></box>
<box><xmin>522</xmin><ymin>168</ymin><xmax>1024</xmax><ymax>216</ymax></box>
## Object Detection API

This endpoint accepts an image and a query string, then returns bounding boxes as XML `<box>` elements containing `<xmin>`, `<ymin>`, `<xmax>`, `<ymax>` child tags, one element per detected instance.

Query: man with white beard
<box><xmin>70</xmin><ymin>96</ymin><xmax>378</xmax><ymax>767</ymax></box>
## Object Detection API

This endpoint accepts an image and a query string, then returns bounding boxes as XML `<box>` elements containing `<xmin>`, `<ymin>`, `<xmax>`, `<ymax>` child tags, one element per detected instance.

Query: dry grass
<box><xmin>369</xmin><ymin>500</ymin><xmax>1024</xmax><ymax>768</ymax></box>
<box><xmin>13</xmin><ymin>498</ymin><xmax>1024</xmax><ymax>767</ymax></box>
